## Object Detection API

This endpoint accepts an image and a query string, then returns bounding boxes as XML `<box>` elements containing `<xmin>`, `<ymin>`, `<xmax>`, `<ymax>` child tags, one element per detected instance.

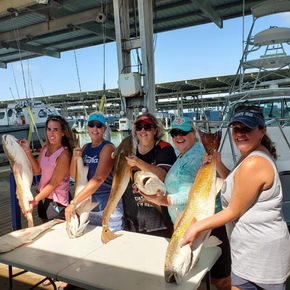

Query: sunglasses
<box><xmin>232</xmin><ymin>126</ymin><xmax>254</xmax><ymax>134</ymax></box>
<box><xmin>47</xmin><ymin>115</ymin><xmax>65</xmax><ymax>127</ymax></box>
<box><xmin>170</xmin><ymin>130</ymin><xmax>192</xmax><ymax>138</ymax></box>
<box><xmin>135</xmin><ymin>124</ymin><xmax>154</xmax><ymax>131</ymax></box>
<box><xmin>235</xmin><ymin>105</ymin><xmax>264</xmax><ymax>115</ymax></box>
<box><xmin>88</xmin><ymin>122</ymin><xmax>103</xmax><ymax>128</ymax></box>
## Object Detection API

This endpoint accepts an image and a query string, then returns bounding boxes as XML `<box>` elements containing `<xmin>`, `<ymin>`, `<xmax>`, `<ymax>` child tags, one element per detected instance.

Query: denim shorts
<box><xmin>88</xmin><ymin>201</ymin><xmax>124</xmax><ymax>230</ymax></box>
<box><xmin>231</xmin><ymin>272</ymin><xmax>286</xmax><ymax>290</ymax></box>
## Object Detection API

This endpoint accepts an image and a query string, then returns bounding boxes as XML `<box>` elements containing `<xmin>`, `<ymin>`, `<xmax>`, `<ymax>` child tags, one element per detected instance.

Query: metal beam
<box><xmin>0</xmin><ymin>0</ymin><xmax>36</xmax><ymax>16</ymax></box>
<box><xmin>0</xmin><ymin>7</ymin><xmax>106</xmax><ymax>42</ymax></box>
<box><xmin>7</xmin><ymin>41</ymin><xmax>60</xmax><ymax>58</ymax></box>
<box><xmin>78</xmin><ymin>23</ymin><xmax>115</xmax><ymax>41</ymax></box>
<box><xmin>0</xmin><ymin>61</ymin><xmax>7</xmax><ymax>68</ymax></box>
<box><xmin>138</xmin><ymin>0</ymin><xmax>156</xmax><ymax>114</ymax></box>
<box><xmin>191</xmin><ymin>0</ymin><xmax>223</xmax><ymax>28</ymax></box>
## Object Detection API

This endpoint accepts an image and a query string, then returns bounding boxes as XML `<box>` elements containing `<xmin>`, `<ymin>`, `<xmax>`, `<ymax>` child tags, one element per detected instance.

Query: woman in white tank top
<box><xmin>180</xmin><ymin>105</ymin><xmax>290</xmax><ymax>290</ymax></box>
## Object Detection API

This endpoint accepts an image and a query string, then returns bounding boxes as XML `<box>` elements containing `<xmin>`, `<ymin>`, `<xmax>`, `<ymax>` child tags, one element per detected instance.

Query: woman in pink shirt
<box><xmin>20</xmin><ymin>115</ymin><xmax>75</xmax><ymax>223</ymax></box>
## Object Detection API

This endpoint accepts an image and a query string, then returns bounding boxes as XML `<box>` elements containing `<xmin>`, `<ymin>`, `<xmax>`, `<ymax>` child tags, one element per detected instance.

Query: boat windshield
<box><xmin>224</xmin><ymin>98</ymin><xmax>290</xmax><ymax>127</ymax></box>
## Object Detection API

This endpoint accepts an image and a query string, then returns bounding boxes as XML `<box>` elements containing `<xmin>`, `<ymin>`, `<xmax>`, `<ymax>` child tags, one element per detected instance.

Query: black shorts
<box><xmin>38</xmin><ymin>198</ymin><xmax>66</xmax><ymax>220</ymax></box>
<box><xmin>210</xmin><ymin>225</ymin><xmax>231</xmax><ymax>279</ymax></box>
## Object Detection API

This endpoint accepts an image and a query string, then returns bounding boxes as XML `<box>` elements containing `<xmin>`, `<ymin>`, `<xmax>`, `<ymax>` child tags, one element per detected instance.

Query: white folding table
<box><xmin>0</xmin><ymin>223</ymin><xmax>221</xmax><ymax>290</ymax></box>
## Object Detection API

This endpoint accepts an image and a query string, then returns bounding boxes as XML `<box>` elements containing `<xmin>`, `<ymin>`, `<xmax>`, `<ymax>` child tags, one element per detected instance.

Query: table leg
<box><xmin>205</xmin><ymin>271</ymin><xmax>211</xmax><ymax>290</ymax></box>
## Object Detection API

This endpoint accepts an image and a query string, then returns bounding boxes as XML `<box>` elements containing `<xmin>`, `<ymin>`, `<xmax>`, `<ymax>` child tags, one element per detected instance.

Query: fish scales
<box><xmin>2</xmin><ymin>134</ymin><xmax>34</xmax><ymax>228</ymax></box>
<box><xmin>67</xmin><ymin>158</ymin><xmax>98</xmax><ymax>238</ymax></box>
<box><xmin>101</xmin><ymin>135</ymin><xmax>136</xmax><ymax>244</ymax></box>
<box><xmin>164</xmin><ymin>130</ymin><xmax>221</xmax><ymax>284</ymax></box>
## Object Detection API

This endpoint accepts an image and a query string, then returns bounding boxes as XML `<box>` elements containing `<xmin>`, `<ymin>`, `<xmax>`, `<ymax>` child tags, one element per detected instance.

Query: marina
<box><xmin>0</xmin><ymin>0</ymin><xmax>289</xmax><ymax>289</ymax></box>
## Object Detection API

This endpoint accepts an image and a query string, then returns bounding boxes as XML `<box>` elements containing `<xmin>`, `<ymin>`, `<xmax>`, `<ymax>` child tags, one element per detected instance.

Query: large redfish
<box><xmin>164</xmin><ymin>130</ymin><xmax>222</xmax><ymax>284</ymax></box>
<box><xmin>0</xmin><ymin>219</ymin><xmax>63</xmax><ymax>253</ymax></box>
<box><xmin>101</xmin><ymin>135</ymin><xmax>136</xmax><ymax>244</ymax></box>
<box><xmin>67</xmin><ymin>157</ymin><xmax>98</xmax><ymax>238</ymax></box>
<box><xmin>2</xmin><ymin>134</ymin><xmax>34</xmax><ymax>228</ymax></box>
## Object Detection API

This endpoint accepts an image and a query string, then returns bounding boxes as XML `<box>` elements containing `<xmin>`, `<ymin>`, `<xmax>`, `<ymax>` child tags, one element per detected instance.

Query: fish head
<box><xmin>134</xmin><ymin>171</ymin><xmax>166</xmax><ymax>196</ymax></box>
<box><xmin>164</xmin><ymin>238</ymin><xmax>193</xmax><ymax>284</ymax></box>
<box><xmin>2</xmin><ymin>134</ymin><xmax>20</xmax><ymax>162</ymax></box>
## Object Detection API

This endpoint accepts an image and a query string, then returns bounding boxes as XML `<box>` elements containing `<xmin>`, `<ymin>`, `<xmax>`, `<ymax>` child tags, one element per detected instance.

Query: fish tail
<box><xmin>101</xmin><ymin>225</ymin><xmax>122</xmax><ymax>244</ymax></box>
<box><xmin>27</xmin><ymin>213</ymin><xmax>34</xmax><ymax>228</ymax></box>
<box><xmin>198</xmin><ymin>129</ymin><xmax>222</xmax><ymax>155</ymax></box>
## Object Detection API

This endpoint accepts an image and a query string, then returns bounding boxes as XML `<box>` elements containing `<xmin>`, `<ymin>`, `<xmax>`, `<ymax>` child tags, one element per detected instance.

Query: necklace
<box><xmin>91</xmin><ymin>139</ymin><xmax>104</xmax><ymax>148</ymax></box>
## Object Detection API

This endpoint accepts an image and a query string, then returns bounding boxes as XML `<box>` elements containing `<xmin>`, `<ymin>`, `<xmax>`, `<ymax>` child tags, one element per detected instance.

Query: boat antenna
<box><xmin>242</xmin><ymin>0</ymin><xmax>245</xmax><ymax>52</ymax></box>
<box><xmin>9</xmin><ymin>87</ymin><xmax>16</xmax><ymax>100</ymax></box>
<box><xmin>69</xmin><ymin>25</ymin><xmax>88</xmax><ymax>120</ymax></box>
<box><xmin>100</xmin><ymin>2</ymin><xmax>107</xmax><ymax>113</ymax></box>
<box><xmin>9</xmin><ymin>11</ymin><xmax>29</xmax><ymax>100</ymax></box>
<box><xmin>40</xmin><ymin>84</ymin><xmax>46</xmax><ymax>97</ymax></box>
<box><xmin>11</xmin><ymin>64</ymin><xmax>20</xmax><ymax>99</ymax></box>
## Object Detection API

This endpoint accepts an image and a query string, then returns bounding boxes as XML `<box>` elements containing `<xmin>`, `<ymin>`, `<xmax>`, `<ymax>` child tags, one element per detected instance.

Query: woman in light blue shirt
<box><xmin>142</xmin><ymin>116</ymin><xmax>231</xmax><ymax>289</ymax></box>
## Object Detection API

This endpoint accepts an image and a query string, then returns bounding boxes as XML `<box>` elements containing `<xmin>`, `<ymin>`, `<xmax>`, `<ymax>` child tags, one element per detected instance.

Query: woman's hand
<box><xmin>72</xmin><ymin>148</ymin><xmax>82</xmax><ymax>159</ymax></box>
<box><xmin>125</xmin><ymin>155</ymin><xmax>141</xmax><ymax>168</ymax></box>
<box><xmin>180</xmin><ymin>219</ymin><xmax>200</xmax><ymax>247</ymax></box>
<box><xmin>23</xmin><ymin>201</ymin><xmax>34</xmax><ymax>216</ymax></box>
<box><xmin>65</xmin><ymin>204</ymin><xmax>76</xmax><ymax>222</ymax></box>
<box><xmin>203</xmin><ymin>152</ymin><xmax>222</xmax><ymax>164</ymax></box>
<box><xmin>138</xmin><ymin>190</ymin><xmax>166</xmax><ymax>205</ymax></box>
<box><xmin>17</xmin><ymin>139</ymin><xmax>31</xmax><ymax>153</ymax></box>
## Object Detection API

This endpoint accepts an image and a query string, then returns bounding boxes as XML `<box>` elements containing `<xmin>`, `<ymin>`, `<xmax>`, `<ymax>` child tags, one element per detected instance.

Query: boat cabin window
<box><xmin>38</xmin><ymin>110</ymin><xmax>47</xmax><ymax>118</ymax></box>
<box><xmin>227</xmin><ymin>98</ymin><xmax>290</xmax><ymax>127</ymax></box>
<box><xmin>8</xmin><ymin>109</ymin><xmax>13</xmax><ymax>117</ymax></box>
<box><xmin>0</xmin><ymin>112</ymin><xmax>5</xmax><ymax>119</ymax></box>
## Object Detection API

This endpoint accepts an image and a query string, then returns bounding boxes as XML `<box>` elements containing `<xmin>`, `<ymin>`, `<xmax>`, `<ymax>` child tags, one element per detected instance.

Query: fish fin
<box><xmin>137</xmin><ymin>198</ymin><xmax>162</xmax><ymax>212</ymax></box>
<box><xmin>204</xmin><ymin>235</ymin><xmax>222</xmax><ymax>248</ymax></box>
<box><xmin>101</xmin><ymin>226</ymin><xmax>122</xmax><ymax>244</ymax></box>
<box><xmin>173</xmin><ymin>211</ymin><xmax>183</xmax><ymax>230</ymax></box>
<box><xmin>89</xmin><ymin>202</ymin><xmax>99</xmax><ymax>211</ymax></box>
<box><xmin>216</xmin><ymin>177</ymin><xmax>224</xmax><ymax>195</ymax></box>
<box><xmin>27</xmin><ymin>213</ymin><xmax>34</xmax><ymax>228</ymax></box>
<box><xmin>22</xmin><ymin>239</ymin><xmax>34</xmax><ymax>245</ymax></box>
<box><xmin>198</xmin><ymin>129</ymin><xmax>222</xmax><ymax>155</ymax></box>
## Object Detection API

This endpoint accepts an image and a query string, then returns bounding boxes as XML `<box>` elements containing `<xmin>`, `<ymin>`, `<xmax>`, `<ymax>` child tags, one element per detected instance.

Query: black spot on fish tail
<box><xmin>198</xmin><ymin>129</ymin><xmax>222</xmax><ymax>155</ymax></box>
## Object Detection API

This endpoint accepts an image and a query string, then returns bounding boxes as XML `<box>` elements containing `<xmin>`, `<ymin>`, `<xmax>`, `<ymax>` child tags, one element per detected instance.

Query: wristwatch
<box><xmin>70</xmin><ymin>200</ymin><xmax>78</xmax><ymax>207</ymax></box>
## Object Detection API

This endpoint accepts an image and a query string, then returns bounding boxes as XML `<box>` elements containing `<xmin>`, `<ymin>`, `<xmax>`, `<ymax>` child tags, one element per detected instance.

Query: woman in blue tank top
<box><xmin>65</xmin><ymin>112</ymin><xmax>124</xmax><ymax>229</ymax></box>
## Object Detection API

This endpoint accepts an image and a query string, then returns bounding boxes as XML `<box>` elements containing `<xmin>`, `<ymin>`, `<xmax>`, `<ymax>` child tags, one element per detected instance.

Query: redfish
<box><xmin>101</xmin><ymin>135</ymin><xmax>136</xmax><ymax>244</ymax></box>
<box><xmin>164</xmin><ymin>130</ymin><xmax>222</xmax><ymax>284</ymax></box>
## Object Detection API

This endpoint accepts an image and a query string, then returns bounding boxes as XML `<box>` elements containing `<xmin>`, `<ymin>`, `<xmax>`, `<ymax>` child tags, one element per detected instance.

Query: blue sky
<box><xmin>0</xmin><ymin>12</ymin><xmax>289</xmax><ymax>102</ymax></box>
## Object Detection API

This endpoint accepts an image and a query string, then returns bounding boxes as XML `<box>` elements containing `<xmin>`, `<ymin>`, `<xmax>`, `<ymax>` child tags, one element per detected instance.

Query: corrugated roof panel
<box><xmin>0</xmin><ymin>13</ymin><xmax>45</xmax><ymax>33</ymax></box>
<box><xmin>0</xmin><ymin>0</ymin><xmax>265</xmax><ymax>66</ymax></box>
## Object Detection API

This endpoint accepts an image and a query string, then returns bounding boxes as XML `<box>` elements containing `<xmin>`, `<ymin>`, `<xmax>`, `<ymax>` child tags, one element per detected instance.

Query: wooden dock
<box><xmin>0</xmin><ymin>168</ymin><xmax>75</xmax><ymax>236</ymax></box>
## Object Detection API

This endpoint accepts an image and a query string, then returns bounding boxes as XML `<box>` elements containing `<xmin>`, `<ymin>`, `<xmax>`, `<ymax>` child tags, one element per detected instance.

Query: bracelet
<box><xmin>70</xmin><ymin>200</ymin><xmax>78</xmax><ymax>207</ymax></box>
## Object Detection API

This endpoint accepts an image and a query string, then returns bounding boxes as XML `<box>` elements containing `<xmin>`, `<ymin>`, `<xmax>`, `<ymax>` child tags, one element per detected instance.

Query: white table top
<box><xmin>0</xmin><ymin>223</ymin><xmax>221</xmax><ymax>289</ymax></box>
<box><xmin>0</xmin><ymin>222</ymin><xmax>103</xmax><ymax>278</ymax></box>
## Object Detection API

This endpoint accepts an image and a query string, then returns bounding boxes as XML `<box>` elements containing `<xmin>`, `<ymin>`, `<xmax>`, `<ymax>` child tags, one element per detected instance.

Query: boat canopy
<box><xmin>251</xmin><ymin>0</ymin><xmax>290</xmax><ymax>18</ymax></box>
<box><xmin>254</xmin><ymin>27</ymin><xmax>290</xmax><ymax>46</ymax></box>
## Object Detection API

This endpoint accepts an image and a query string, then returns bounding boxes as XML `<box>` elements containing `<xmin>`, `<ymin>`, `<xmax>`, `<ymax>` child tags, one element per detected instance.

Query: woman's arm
<box><xmin>65</xmin><ymin>143</ymin><xmax>115</xmax><ymax>221</ymax></box>
<box><xmin>19</xmin><ymin>139</ymin><xmax>42</xmax><ymax>174</ymax></box>
<box><xmin>126</xmin><ymin>155</ymin><xmax>167</xmax><ymax>180</ymax></box>
<box><xmin>180</xmin><ymin>155</ymin><xmax>274</xmax><ymax>246</ymax></box>
<box><xmin>204</xmin><ymin>152</ymin><xmax>230</xmax><ymax>179</ymax></box>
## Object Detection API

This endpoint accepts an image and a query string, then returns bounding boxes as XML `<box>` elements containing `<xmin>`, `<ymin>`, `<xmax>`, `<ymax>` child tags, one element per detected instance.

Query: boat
<box><xmin>0</xmin><ymin>99</ymin><xmax>75</xmax><ymax>154</ymax></box>
<box><xmin>197</xmin><ymin>0</ymin><xmax>290</xmax><ymax>227</ymax></box>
